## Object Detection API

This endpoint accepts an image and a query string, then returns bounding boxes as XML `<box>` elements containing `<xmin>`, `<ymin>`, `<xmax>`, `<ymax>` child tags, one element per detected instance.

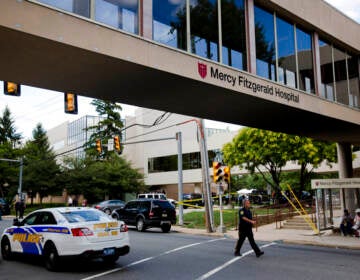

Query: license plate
<box><xmin>103</xmin><ymin>248</ymin><xmax>115</xmax><ymax>256</ymax></box>
<box><xmin>162</xmin><ymin>213</ymin><xmax>167</xmax><ymax>217</ymax></box>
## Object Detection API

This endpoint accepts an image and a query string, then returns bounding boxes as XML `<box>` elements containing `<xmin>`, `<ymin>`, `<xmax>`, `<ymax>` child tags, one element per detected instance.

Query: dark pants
<box><xmin>235</xmin><ymin>229</ymin><xmax>261</xmax><ymax>254</ymax></box>
<box><xmin>340</xmin><ymin>223</ymin><xmax>353</xmax><ymax>236</ymax></box>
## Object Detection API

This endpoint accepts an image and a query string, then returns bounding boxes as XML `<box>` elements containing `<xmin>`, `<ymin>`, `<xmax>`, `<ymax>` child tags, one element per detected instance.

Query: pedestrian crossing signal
<box><xmin>64</xmin><ymin>92</ymin><xmax>78</xmax><ymax>114</ymax></box>
<box><xmin>4</xmin><ymin>82</ymin><xmax>21</xmax><ymax>96</ymax></box>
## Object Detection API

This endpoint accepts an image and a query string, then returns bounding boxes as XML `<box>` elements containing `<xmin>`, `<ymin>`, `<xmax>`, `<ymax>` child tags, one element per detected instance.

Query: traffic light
<box><xmin>212</xmin><ymin>161</ymin><xmax>223</xmax><ymax>183</ymax></box>
<box><xmin>223</xmin><ymin>166</ymin><xmax>231</xmax><ymax>184</ymax></box>
<box><xmin>64</xmin><ymin>92</ymin><xmax>78</xmax><ymax>114</ymax></box>
<box><xmin>114</xmin><ymin>135</ymin><xmax>120</xmax><ymax>152</ymax></box>
<box><xmin>95</xmin><ymin>139</ymin><xmax>102</xmax><ymax>153</ymax></box>
<box><xmin>4</xmin><ymin>82</ymin><xmax>21</xmax><ymax>96</ymax></box>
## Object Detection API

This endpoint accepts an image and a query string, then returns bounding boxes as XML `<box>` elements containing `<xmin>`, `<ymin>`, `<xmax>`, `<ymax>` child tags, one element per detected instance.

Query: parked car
<box><xmin>93</xmin><ymin>200</ymin><xmax>126</xmax><ymax>215</ymax></box>
<box><xmin>182</xmin><ymin>193</ymin><xmax>204</xmax><ymax>209</ymax></box>
<box><xmin>0</xmin><ymin>198</ymin><xmax>10</xmax><ymax>215</ymax></box>
<box><xmin>112</xmin><ymin>199</ymin><xmax>176</xmax><ymax>233</ymax></box>
<box><xmin>1</xmin><ymin>207</ymin><xmax>130</xmax><ymax>271</ymax></box>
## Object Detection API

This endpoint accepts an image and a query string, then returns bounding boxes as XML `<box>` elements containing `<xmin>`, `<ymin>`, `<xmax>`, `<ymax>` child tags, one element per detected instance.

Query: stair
<box><xmin>282</xmin><ymin>215</ymin><xmax>314</xmax><ymax>230</ymax></box>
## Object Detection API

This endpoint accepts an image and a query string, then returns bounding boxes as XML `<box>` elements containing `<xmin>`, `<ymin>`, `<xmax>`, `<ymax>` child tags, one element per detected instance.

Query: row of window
<box><xmin>34</xmin><ymin>0</ymin><xmax>359</xmax><ymax>108</ymax></box>
<box><xmin>148</xmin><ymin>150</ymin><xmax>218</xmax><ymax>173</ymax></box>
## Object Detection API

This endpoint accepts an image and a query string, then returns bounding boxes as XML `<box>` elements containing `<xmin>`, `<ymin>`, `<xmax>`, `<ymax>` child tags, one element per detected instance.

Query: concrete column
<box><xmin>141</xmin><ymin>0</ymin><xmax>153</xmax><ymax>39</ymax></box>
<box><xmin>337</xmin><ymin>142</ymin><xmax>358</xmax><ymax>212</ymax></box>
<box><xmin>313</xmin><ymin>32</ymin><xmax>321</xmax><ymax>97</ymax></box>
<box><xmin>245</xmin><ymin>0</ymin><xmax>256</xmax><ymax>74</ymax></box>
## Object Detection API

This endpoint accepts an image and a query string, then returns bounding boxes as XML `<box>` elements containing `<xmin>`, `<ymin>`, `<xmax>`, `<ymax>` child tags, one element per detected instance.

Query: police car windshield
<box><xmin>62</xmin><ymin>210</ymin><xmax>110</xmax><ymax>223</ymax></box>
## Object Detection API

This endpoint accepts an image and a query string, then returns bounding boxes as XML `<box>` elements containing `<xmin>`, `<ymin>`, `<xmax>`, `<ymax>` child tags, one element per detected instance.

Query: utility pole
<box><xmin>177</xmin><ymin>118</ymin><xmax>215</xmax><ymax>232</ymax></box>
<box><xmin>198</xmin><ymin>119</ymin><xmax>215</xmax><ymax>232</ymax></box>
<box><xmin>176</xmin><ymin>132</ymin><xmax>184</xmax><ymax>226</ymax></box>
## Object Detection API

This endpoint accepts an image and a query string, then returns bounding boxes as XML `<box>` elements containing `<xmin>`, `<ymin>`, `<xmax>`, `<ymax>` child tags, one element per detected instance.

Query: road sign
<box><xmin>108</xmin><ymin>138</ymin><xmax>114</xmax><ymax>151</ymax></box>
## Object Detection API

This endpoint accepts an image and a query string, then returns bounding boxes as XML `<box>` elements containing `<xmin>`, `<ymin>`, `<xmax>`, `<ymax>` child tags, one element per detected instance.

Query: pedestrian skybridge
<box><xmin>0</xmin><ymin>0</ymin><xmax>360</xmax><ymax>144</ymax></box>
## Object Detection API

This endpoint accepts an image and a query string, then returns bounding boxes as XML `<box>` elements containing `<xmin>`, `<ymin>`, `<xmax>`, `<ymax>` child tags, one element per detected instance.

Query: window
<box><xmin>39</xmin><ymin>212</ymin><xmax>57</xmax><ymax>225</ymax></box>
<box><xmin>153</xmin><ymin>0</ymin><xmax>186</xmax><ymax>50</ymax></box>
<box><xmin>333</xmin><ymin>47</ymin><xmax>349</xmax><ymax>105</ymax></box>
<box><xmin>221</xmin><ymin>0</ymin><xmax>246</xmax><ymax>70</ymax></box>
<box><xmin>254</xmin><ymin>5</ymin><xmax>276</xmax><ymax>81</ymax></box>
<box><xmin>276</xmin><ymin>17</ymin><xmax>296</xmax><ymax>88</ymax></box>
<box><xmin>148</xmin><ymin>150</ymin><xmax>219</xmax><ymax>173</ymax></box>
<box><xmin>95</xmin><ymin>0</ymin><xmax>138</xmax><ymax>34</ymax></box>
<box><xmin>319</xmin><ymin>39</ymin><xmax>334</xmax><ymax>101</ymax></box>
<box><xmin>296</xmin><ymin>27</ymin><xmax>314</xmax><ymax>93</ymax></box>
<box><xmin>190</xmin><ymin>0</ymin><xmax>219</xmax><ymax>61</ymax></box>
<box><xmin>36</xmin><ymin>0</ymin><xmax>90</xmax><ymax>17</ymax></box>
<box><xmin>347</xmin><ymin>54</ymin><xmax>360</xmax><ymax>108</ymax></box>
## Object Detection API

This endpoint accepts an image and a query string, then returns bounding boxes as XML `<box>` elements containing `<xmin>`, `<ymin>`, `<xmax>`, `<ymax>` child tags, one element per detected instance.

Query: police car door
<box><xmin>10</xmin><ymin>212</ymin><xmax>44</xmax><ymax>255</ymax></box>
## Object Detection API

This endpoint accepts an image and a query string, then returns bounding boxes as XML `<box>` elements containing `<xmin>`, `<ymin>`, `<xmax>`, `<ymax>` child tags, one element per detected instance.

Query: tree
<box><xmin>22</xmin><ymin>123</ymin><xmax>60</xmax><ymax>204</ymax></box>
<box><xmin>287</xmin><ymin>136</ymin><xmax>337</xmax><ymax>191</ymax></box>
<box><xmin>0</xmin><ymin>106</ymin><xmax>22</xmax><ymax>147</ymax></box>
<box><xmin>60</xmin><ymin>154</ymin><xmax>145</xmax><ymax>203</ymax></box>
<box><xmin>84</xmin><ymin>99</ymin><xmax>124</xmax><ymax>158</ymax></box>
<box><xmin>0</xmin><ymin>106</ymin><xmax>22</xmax><ymax>198</ymax></box>
<box><xmin>222</xmin><ymin>127</ymin><xmax>337</xmax><ymax>194</ymax></box>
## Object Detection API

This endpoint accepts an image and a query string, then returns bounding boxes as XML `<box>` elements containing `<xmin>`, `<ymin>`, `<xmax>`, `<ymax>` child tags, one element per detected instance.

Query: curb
<box><xmin>172</xmin><ymin>226</ymin><xmax>360</xmax><ymax>250</ymax></box>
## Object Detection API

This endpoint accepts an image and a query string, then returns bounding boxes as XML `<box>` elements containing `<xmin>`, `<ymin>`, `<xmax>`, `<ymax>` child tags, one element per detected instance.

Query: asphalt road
<box><xmin>0</xmin><ymin>220</ymin><xmax>359</xmax><ymax>280</ymax></box>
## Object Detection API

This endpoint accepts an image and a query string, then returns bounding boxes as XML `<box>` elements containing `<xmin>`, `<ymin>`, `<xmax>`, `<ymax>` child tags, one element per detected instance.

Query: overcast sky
<box><xmin>0</xmin><ymin>0</ymin><xmax>359</xmax><ymax>140</ymax></box>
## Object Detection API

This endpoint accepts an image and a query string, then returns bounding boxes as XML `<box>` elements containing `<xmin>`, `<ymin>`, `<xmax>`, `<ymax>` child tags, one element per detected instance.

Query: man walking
<box><xmin>234</xmin><ymin>199</ymin><xmax>264</xmax><ymax>257</ymax></box>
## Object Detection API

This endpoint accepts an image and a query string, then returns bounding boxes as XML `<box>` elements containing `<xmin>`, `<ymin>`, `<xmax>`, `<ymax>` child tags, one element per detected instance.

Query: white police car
<box><xmin>0</xmin><ymin>207</ymin><xmax>130</xmax><ymax>271</ymax></box>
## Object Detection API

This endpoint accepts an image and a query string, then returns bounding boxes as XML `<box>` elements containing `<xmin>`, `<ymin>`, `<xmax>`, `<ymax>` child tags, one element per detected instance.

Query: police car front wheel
<box><xmin>1</xmin><ymin>236</ymin><xmax>12</xmax><ymax>260</ymax></box>
<box><xmin>44</xmin><ymin>242</ymin><xmax>60</xmax><ymax>271</ymax></box>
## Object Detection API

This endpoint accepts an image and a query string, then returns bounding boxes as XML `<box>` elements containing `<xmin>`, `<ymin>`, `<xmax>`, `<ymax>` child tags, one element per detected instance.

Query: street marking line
<box><xmin>80</xmin><ymin>237</ymin><xmax>226</xmax><ymax>280</ymax></box>
<box><xmin>195</xmin><ymin>242</ymin><xmax>277</xmax><ymax>280</ymax></box>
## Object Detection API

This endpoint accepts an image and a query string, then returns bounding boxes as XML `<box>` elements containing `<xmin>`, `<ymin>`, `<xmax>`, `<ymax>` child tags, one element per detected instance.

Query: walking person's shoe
<box><xmin>234</xmin><ymin>252</ymin><xmax>242</xmax><ymax>256</ymax></box>
<box><xmin>256</xmin><ymin>251</ymin><xmax>264</xmax><ymax>257</ymax></box>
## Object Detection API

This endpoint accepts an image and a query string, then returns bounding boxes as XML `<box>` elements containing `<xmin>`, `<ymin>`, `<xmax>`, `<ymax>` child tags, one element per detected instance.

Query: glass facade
<box><xmin>68</xmin><ymin>115</ymin><xmax>105</xmax><ymax>158</ymax></box>
<box><xmin>37</xmin><ymin>0</ymin><xmax>90</xmax><ymax>17</ymax></box>
<box><xmin>319</xmin><ymin>39</ymin><xmax>334</xmax><ymax>101</ymax></box>
<box><xmin>254</xmin><ymin>6</ymin><xmax>276</xmax><ymax>81</ymax></box>
<box><xmin>296</xmin><ymin>27</ymin><xmax>314</xmax><ymax>93</ymax></box>
<box><xmin>190</xmin><ymin>0</ymin><xmax>219</xmax><ymax>61</ymax></box>
<box><xmin>33</xmin><ymin>0</ymin><xmax>359</xmax><ymax>110</ymax></box>
<box><xmin>333</xmin><ymin>47</ymin><xmax>348</xmax><ymax>105</ymax></box>
<box><xmin>276</xmin><ymin>17</ymin><xmax>296</xmax><ymax>88</ymax></box>
<box><xmin>148</xmin><ymin>150</ymin><xmax>217</xmax><ymax>173</ymax></box>
<box><xmin>221</xmin><ymin>0</ymin><xmax>246</xmax><ymax>70</ymax></box>
<box><xmin>94</xmin><ymin>0</ymin><xmax>138</xmax><ymax>34</ymax></box>
<box><xmin>347</xmin><ymin>55</ymin><xmax>360</xmax><ymax>108</ymax></box>
<box><xmin>153</xmin><ymin>0</ymin><xmax>186</xmax><ymax>50</ymax></box>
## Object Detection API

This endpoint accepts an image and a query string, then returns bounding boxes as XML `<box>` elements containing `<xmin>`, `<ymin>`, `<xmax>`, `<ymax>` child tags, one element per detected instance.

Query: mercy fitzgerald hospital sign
<box><xmin>198</xmin><ymin>62</ymin><xmax>300</xmax><ymax>104</ymax></box>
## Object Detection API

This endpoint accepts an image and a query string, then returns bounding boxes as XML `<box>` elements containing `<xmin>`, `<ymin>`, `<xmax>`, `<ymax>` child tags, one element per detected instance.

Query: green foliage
<box><xmin>0</xmin><ymin>107</ymin><xmax>23</xmax><ymax>198</ymax></box>
<box><xmin>84</xmin><ymin>99</ymin><xmax>124</xmax><ymax>159</ymax></box>
<box><xmin>0</xmin><ymin>106</ymin><xmax>22</xmax><ymax>146</ymax></box>
<box><xmin>231</xmin><ymin>173</ymin><xmax>270</xmax><ymax>192</ymax></box>
<box><xmin>60</xmin><ymin>154</ymin><xmax>146</xmax><ymax>204</ymax></box>
<box><xmin>223</xmin><ymin>127</ymin><xmax>337</xmax><ymax>192</ymax></box>
<box><xmin>22</xmin><ymin>123</ymin><xmax>61</xmax><ymax>203</ymax></box>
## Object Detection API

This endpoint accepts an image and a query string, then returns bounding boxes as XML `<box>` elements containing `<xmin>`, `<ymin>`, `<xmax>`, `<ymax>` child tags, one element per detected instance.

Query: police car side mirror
<box><xmin>13</xmin><ymin>218</ymin><xmax>21</xmax><ymax>226</ymax></box>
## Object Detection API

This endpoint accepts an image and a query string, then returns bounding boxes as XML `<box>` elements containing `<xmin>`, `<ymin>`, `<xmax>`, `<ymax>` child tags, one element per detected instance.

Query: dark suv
<box><xmin>111</xmin><ymin>199</ymin><xmax>176</xmax><ymax>233</ymax></box>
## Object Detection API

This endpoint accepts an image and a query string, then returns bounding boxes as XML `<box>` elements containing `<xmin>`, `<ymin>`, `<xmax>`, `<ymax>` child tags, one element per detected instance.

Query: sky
<box><xmin>0</xmin><ymin>0</ymin><xmax>359</xmax><ymax>140</ymax></box>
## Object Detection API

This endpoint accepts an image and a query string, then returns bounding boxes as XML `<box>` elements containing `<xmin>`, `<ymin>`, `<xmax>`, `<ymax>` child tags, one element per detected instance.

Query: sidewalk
<box><xmin>172</xmin><ymin>222</ymin><xmax>360</xmax><ymax>250</ymax></box>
